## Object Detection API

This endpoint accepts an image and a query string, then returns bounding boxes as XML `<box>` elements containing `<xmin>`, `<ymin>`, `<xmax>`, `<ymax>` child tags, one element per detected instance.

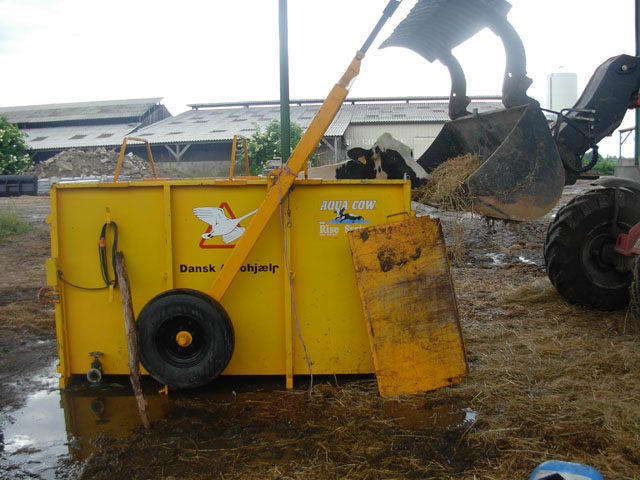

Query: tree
<box><xmin>247</xmin><ymin>119</ymin><xmax>305</xmax><ymax>175</ymax></box>
<box><xmin>0</xmin><ymin>115</ymin><xmax>32</xmax><ymax>174</ymax></box>
<box><xmin>581</xmin><ymin>151</ymin><xmax>616</xmax><ymax>175</ymax></box>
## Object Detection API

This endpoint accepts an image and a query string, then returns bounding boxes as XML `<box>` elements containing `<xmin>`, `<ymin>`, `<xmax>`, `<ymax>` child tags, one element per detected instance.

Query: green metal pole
<box><xmin>633</xmin><ymin>0</ymin><xmax>640</xmax><ymax>166</ymax></box>
<box><xmin>279</xmin><ymin>0</ymin><xmax>291</xmax><ymax>162</ymax></box>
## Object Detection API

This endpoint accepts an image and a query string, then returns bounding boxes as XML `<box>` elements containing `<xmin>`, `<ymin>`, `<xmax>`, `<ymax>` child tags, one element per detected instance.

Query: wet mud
<box><xmin>77</xmin><ymin>378</ymin><xmax>479</xmax><ymax>479</ymax></box>
<box><xmin>2</xmin><ymin>373</ymin><xmax>480</xmax><ymax>479</ymax></box>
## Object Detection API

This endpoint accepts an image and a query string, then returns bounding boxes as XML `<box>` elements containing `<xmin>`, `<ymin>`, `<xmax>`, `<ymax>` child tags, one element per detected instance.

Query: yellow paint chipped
<box><xmin>348</xmin><ymin>216</ymin><xmax>468</xmax><ymax>396</ymax></box>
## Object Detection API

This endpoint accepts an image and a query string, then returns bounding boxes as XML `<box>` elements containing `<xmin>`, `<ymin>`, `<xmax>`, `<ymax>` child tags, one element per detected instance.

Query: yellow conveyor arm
<box><xmin>208</xmin><ymin>0</ymin><xmax>402</xmax><ymax>301</ymax></box>
<box><xmin>208</xmin><ymin>56</ymin><xmax>361</xmax><ymax>301</ymax></box>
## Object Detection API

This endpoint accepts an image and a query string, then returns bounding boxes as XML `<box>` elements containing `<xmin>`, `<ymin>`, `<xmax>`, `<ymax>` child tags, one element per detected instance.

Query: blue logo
<box><xmin>329</xmin><ymin>208</ymin><xmax>370</xmax><ymax>225</ymax></box>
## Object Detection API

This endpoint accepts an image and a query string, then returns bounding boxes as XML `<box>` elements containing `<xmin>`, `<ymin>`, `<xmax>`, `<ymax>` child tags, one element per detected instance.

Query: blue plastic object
<box><xmin>529</xmin><ymin>460</ymin><xmax>605</xmax><ymax>480</ymax></box>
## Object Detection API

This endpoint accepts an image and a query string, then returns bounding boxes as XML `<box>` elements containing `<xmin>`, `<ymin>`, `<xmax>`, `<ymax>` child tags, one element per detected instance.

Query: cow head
<box><xmin>336</xmin><ymin>147</ymin><xmax>377</xmax><ymax>180</ymax></box>
<box><xmin>374</xmin><ymin>134</ymin><xmax>428</xmax><ymax>188</ymax></box>
<box><xmin>377</xmin><ymin>147</ymin><xmax>427</xmax><ymax>188</ymax></box>
<box><xmin>334</xmin><ymin>134</ymin><xmax>429</xmax><ymax>188</ymax></box>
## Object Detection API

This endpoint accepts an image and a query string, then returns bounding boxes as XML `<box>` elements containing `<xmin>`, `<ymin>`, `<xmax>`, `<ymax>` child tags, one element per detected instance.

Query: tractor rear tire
<box><xmin>137</xmin><ymin>289</ymin><xmax>234</xmax><ymax>389</ymax></box>
<box><xmin>544</xmin><ymin>188</ymin><xmax>640</xmax><ymax>310</ymax></box>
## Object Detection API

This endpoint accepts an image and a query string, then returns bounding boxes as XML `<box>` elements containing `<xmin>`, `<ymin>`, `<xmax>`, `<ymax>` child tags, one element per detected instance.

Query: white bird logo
<box><xmin>193</xmin><ymin>207</ymin><xmax>258</xmax><ymax>244</ymax></box>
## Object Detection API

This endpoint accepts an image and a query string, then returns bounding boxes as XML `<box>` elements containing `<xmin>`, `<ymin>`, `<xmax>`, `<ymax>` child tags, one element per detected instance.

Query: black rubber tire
<box><xmin>544</xmin><ymin>188</ymin><xmax>640</xmax><ymax>310</ymax></box>
<box><xmin>137</xmin><ymin>289</ymin><xmax>234</xmax><ymax>389</ymax></box>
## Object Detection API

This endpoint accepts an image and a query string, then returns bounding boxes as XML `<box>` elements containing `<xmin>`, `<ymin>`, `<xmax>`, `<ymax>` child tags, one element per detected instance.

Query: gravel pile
<box><xmin>27</xmin><ymin>148</ymin><xmax>166</xmax><ymax>179</ymax></box>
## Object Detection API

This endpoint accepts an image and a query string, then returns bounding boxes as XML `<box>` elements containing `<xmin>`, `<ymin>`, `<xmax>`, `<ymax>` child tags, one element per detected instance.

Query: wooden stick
<box><xmin>115</xmin><ymin>251</ymin><xmax>150</xmax><ymax>430</ymax></box>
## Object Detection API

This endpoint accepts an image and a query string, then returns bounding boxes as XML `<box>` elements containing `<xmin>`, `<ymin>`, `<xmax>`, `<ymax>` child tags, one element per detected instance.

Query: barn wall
<box><xmin>139</xmin><ymin>105</ymin><xmax>172</xmax><ymax>128</ymax></box>
<box><xmin>155</xmin><ymin>160</ymin><xmax>240</xmax><ymax>177</ymax></box>
<box><xmin>149</xmin><ymin>139</ymin><xmax>340</xmax><ymax>171</ymax></box>
<box><xmin>343</xmin><ymin>123</ymin><xmax>444</xmax><ymax>158</ymax></box>
<box><xmin>149</xmin><ymin>142</ymin><xmax>232</xmax><ymax>163</ymax></box>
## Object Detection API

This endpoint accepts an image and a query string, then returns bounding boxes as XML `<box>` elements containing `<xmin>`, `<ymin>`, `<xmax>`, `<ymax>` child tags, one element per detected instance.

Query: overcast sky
<box><xmin>0</xmin><ymin>0</ymin><xmax>636</xmax><ymax>156</ymax></box>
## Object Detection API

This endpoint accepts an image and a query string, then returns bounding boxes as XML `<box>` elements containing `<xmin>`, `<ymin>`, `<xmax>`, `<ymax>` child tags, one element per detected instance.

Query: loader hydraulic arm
<box><xmin>208</xmin><ymin>0</ymin><xmax>401</xmax><ymax>302</ymax></box>
<box><xmin>553</xmin><ymin>54</ymin><xmax>640</xmax><ymax>185</ymax></box>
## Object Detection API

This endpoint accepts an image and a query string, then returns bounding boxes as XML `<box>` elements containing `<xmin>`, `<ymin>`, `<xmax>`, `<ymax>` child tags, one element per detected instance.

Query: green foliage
<box><xmin>0</xmin><ymin>207</ymin><xmax>32</xmax><ymax>241</ymax></box>
<box><xmin>247</xmin><ymin>119</ymin><xmax>306</xmax><ymax>175</ymax></box>
<box><xmin>0</xmin><ymin>115</ymin><xmax>32</xmax><ymax>174</ymax></box>
<box><xmin>582</xmin><ymin>151</ymin><xmax>616</xmax><ymax>175</ymax></box>
<box><xmin>593</xmin><ymin>157</ymin><xmax>616</xmax><ymax>175</ymax></box>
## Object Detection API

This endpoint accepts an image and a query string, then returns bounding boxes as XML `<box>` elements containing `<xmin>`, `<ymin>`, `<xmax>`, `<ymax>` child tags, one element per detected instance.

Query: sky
<box><xmin>0</xmin><ymin>0</ymin><xmax>636</xmax><ymax>156</ymax></box>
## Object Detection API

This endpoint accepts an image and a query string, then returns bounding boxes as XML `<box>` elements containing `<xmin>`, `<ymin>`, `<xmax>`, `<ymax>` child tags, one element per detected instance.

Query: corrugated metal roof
<box><xmin>135</xmin><ymin>100</ymin><xmax>503</xmax><ymax>144</ymax></box>
<box><xmin>0</xmin><ymin>98</ymin><xmax>162</xmax><ymax>125</ymax></box>
<box><xmin>21</xmin><ymin>123</ymin><xmax>140</xmax><ymax>151</ymax></box>
<box><xmin>14</xmin><ymin>97</ymin><xmax>504</xmax><ymax>151</ymax></box>
<box><xmin>133</xmin><ymin>104</ymin><xmax>322</xmax><ymax>144</ymax></box>
<box><xmin>326</xmin><ymin>104</ymin><xmax>355</xmax><ymax>137</ymax></box>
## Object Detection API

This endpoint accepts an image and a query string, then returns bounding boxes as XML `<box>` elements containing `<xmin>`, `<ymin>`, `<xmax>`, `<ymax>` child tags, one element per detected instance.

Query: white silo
<box><xmin>546</xmin><ymin>71</ymin><xmax>578</xmax><ymax>112</ymax></box>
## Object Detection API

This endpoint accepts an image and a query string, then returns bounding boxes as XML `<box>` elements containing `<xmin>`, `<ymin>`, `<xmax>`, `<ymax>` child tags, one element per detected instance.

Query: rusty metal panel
<box><xmin>348</xmin><ymin>215</ymin><xmax>468</xmax><ymax>396</ymax></box>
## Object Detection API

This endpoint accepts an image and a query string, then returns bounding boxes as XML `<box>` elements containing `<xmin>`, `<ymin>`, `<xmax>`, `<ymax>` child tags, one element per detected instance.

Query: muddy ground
<box><xmin>0</xmin><ymin>182</ymin><xmax>639</xmax><ymax>479</ymax></box>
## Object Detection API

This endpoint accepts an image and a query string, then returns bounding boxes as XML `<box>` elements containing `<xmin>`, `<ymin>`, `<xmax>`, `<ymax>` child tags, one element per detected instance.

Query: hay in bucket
<box><xmin>412</xmin><ymin>153</ymin><xmax>483</xmax><ymax>265</ymax></box>
<box><xmin>412</xmin><ymin>153</ymin><xmax>483</xmax><ymax>211</ymax></box>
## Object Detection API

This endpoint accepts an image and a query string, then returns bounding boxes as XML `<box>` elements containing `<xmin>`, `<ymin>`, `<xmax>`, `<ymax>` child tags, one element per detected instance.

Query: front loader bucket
<box><xmin>417</xmin><ymin>105</ymin><xmax>565</xmax><ymax>221</ymax></box>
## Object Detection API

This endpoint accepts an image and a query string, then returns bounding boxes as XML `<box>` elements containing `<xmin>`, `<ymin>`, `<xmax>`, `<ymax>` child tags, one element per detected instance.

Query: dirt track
<box><xmin>0</xmin><ymin>183</ymin><xmax>638</xmax><ymax>479</ymax></box>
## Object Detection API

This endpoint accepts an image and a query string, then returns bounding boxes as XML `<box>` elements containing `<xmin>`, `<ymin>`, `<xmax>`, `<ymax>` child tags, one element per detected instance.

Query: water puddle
<box><xmin>1</xmin><ymin>362</ymin><xmax>67</xmax><ymax>479</ymax></box>
<box><xmin>517</xmin><ymin>255</ymin><xmax>537</xmax><ymax>265</ymax></box>
<box><xmin>0</xmin><ymin>366</ymin><xmax>172</xmax><ymax>477</ymax></box>
<box><xmin>2</xmin><ymin>390</ymin><xmax>68</xmax><ymax>478</ymax></box>
<box><xmin>486</xmin><ymin>252</ymin><xmax>538</xmax><ymax>266</ymax></box>
<box><xmin>0</xmin><ymin>372</ymin><xmax>292</xmax><ymax>476</ymax></box>
<box><xmin>381</xmin><ymin>400</ymin><xmax>477</xmax><ymax>430</ymax></box>
<box><xmin>1</xmin><ymin>368</ymin><xmax>479</xmax><ymax>478</ymax></box>
<box><xmin>486</xmin><ymin>252</ymin><xmax>507</xmax><ymax>265</ymax></box>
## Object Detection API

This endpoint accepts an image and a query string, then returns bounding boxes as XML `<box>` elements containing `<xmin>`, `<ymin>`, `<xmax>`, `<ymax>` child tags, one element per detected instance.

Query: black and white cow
<box><xmin>301</xmin><ymin>133</ymin><xmax>429</xmax><ymax>188</ymax></box>
<box><xmin>368</xmin><ymin>133</ymin><xmax>429</xmax><ymax>188</ymax></box>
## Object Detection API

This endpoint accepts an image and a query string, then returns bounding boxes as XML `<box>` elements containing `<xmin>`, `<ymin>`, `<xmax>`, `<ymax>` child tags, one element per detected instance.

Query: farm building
<box><xmin>1</xmin><ymin>97</ymin><xmax>502</xmax><ymax>176</ymax></box>
<box><xmin>0</xmin><ymin>98</ymin><xmax>171</xmax><ymax>164</ymax></box>
<box><xmin>137</xmin><ymin>97</ymin><xmax>502</xmax><ymax>175</ymax></box>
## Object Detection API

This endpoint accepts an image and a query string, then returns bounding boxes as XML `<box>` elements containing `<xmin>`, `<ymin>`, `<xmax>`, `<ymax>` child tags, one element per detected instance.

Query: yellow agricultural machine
<box><xmin>47</xmin><ymin>0</ymin><xmax>468</xmax><ymax>396</ymax></box>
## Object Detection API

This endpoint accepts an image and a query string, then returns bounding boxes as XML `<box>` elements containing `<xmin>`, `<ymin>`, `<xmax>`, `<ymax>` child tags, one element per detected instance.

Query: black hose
<box><xmin>563</xmin><ymin>145</ymin><xmax>600</xmax><ymax>174</ymax></box>
<box><xmin>580</xmin><ymin>145</ymin><xmax>600</xmax><ymax>173</ymax></box>
<box><xmin>58</xmin><ymin>222</ymin><xmax>118</xmax><ymax>290</ymax></box>
<box><xmin>99</xmin><ymin>221</ymin><xmax>118</xmax><ymax>288</ymax></box>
